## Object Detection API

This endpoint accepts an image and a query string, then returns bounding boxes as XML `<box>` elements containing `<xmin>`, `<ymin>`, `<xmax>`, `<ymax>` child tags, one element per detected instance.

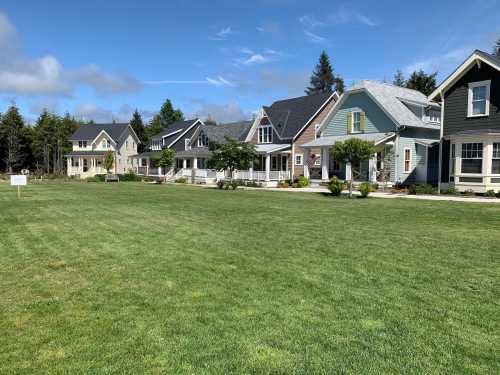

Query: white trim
<box><xmin>244</xmin><ymin>108</ymin><xmax>284</xmax><ymax>143</ymax></box>
<box><xmin>160</xmin><ymin>128</ymin><xmax>183</xmax><ymax>140</ymax></box>
<box><xmin>292</xmin><ymin>91</ymin><xmax>339</xmax><ymax>141</ymax></box>
<box><xmin>258</xmin><ymin>124</ymin><xmax>273</xmax><ymax>143</ymax></box>
<box><xmin>91</xmin><ymin>130</ymin><xmax>116</xmax><ymax>146</ymax></box>
<box><xmin>429</xmin><ymin>51</ymin><xmax>500</xmax><ymax>101</ymax></box>
<box><xmin>403</xmin><ymin>147</ymin><xmax>412</xmax><ymax>173</ymax></box>
<box><xmin>467</xmin><ymin>80</ymin><xmax>491</xmax><ymax>117</ymax></box>
<box><xmin>350</xmin><ymin>111</ymin><xmax>362</xmax><ymax>133</ymax></box>
<box><xmin>295</xmin><ymin>153</ymin><xmax>303</xmax><ymax>166</ymax></box>
<box><xmin>167</xmin><ymin>119</ymin><xmax>203</xmax><ymax>148</ymax></box>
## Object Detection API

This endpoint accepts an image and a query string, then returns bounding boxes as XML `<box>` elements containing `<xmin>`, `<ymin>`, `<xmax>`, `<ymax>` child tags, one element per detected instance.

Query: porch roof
<box><xmin>175</xmin><ymin>148</ymin><xmax>212</xmax><ymax>158</ymax></box>
<box><xmin>66</xmin><ymin>151</ymin><xmax>108</xmax><ymax>157</ymax></box>
<box><xmin>302</xmin><ymin>132</ymin><xmax>396</xmax><ymax>148</ymax></box>
<box><xmin>415</xmin><ymin>138</ymin><xmax>439</xmax><ymax>147</ymax></box>
<box><xmin>255</xmin><ymin>143</ymin><xmax>291</xmax><ymax>154</ymax></box>
<box><xmin>131</xmin><ymin>150</ymin><xmax>161</xmax><ymax>158</ymax></box>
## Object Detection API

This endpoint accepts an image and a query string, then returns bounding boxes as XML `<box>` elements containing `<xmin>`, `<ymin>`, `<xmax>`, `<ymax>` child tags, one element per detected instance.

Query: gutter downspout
<box><xmin>437</xmin><ymin>91</ymin><xmax>444</xmax><ymax>194</ymax></box>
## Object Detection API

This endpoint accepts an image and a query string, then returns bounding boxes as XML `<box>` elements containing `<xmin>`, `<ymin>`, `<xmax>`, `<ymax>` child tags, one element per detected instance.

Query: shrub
<box><xmin>416</xmin><ymin>184</ymin><xmax>437</xmax><ymax>195</ymax></box>
<box><xmin>443</xmin><ymin>186</ymin><xmax>458</xmax><ymax>195</ymax></box>
<box><xmin>485</xmin><ymin>189</ymin><xmax>496</xmax><ymax>198</ymax></box>
<box><xmin>370</xmin><ymin>183</ymin><xmax>379</xmax><ymax>192</ymax></box>
<box><xmin>408</xmin><ymin>184</ymin><xmax>417</xmax><ymax>195</ymax></box>
<box><xmin>245</xmin><ymin>181</ymin><xmax>262</xmax><ymax>188</ymax></box>
<box><xmin>175</xmin><ymin>177</ymin><xmax>187</xmax><ymax>184</ymax></box>
<box><xmin>277</xmin><ymin>180</ymin><xmax>290</xmax><ymax>188</ymax></box>
<box><xmin>120</xmin><ymin>170</ymin><xmax>141</xmax><ymax>182</ymax></box>
<box><xmin>297</xmin><ymin>176</ymin><xmax>310</xmax><ymax>188</ymax></box>
<box><xmin>327</xmin><ymin>176</ymin><xmax>344</xmax><ymax>196</ymax></box>
<box><xmin>462</xmin><ymin>189</ymin><xmax>475</xmax><ymax>196</ymax></box>
<box><xmin>216</xmin><ymin>180</ymin><xmax>225</xmax><ymax>189</ymax></box>
<box><xmin>86</xmin><ymin>176</ymin><xmax>101</xmax><ymax>183</ymax></box>
<box><xmin>358</xmin><ymin>182</ymin><xmax>371</xmax><ymax>198</ymax></box>
<box><xmin>229</xmin><ymin>180</ymin><xmax>240</xmax><ymax>190</ymax></box>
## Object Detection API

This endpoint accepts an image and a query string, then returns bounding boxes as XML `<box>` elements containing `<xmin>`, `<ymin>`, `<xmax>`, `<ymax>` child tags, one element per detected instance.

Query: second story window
<box><xmin>314</xmin><ymin>124</ymin><xmax>320</xmax><ymax>139</ymax></box>
<box><xmin>352</xmin><ymin>111</ymin><xmax>361</xmax><ymax>133</ymax></box>
<box><xmin>78</xmin><ymin>141</ymin><xmax>87</xmax><ymax>148</ymax></box>
<box><xmin>185</xmin><ymin>138</ymin><xmax>191</xmax><ymax>150</ymax></box>
<box><xmin>197</xmin><ymin>133</ymin><xmax>209</xmax><ymax>147</ymax></box>
<box><xmin>468</xmin><ymin>80</ymin><xmax>490</xmax><ymax>117</ymax></box>
<box><xmin>258</xmin><ymin>125</ymin><xmax>272</xmax><ymax>143</ymax></box>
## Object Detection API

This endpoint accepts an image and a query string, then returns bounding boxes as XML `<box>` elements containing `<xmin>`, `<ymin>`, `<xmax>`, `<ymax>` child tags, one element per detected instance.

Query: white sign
<box><xmin>10</xmin><ymin>175</ymin><xmax>27</xmax><ymax>186</ymax></box>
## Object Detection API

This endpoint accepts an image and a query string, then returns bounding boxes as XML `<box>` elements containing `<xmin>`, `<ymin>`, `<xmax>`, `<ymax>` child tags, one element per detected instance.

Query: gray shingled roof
<box><xmin>203</xmin><ymin>120</ymin><xmax>253</xmax><ymax>143</ymax></box>
<box><xmin>302</xmin><ymin>132</ymin><xmax>395</xmax><ymax>148</ymax></box>
<box><xmin>150</xmin><ymin>119</ymin><xmax>199</xmax><ymax>140</ymax></box>
<box><xmin>348</xmin><ymin>80</ymin><xmax>440</xmax><ymax>130</ymax></box>
<box><xmin>264</xmin><ymin>92</ymin><xmax>333</xmax><ymax>139</ymax></box>
<box><xmin>69</xmin><ymin>123</ymin><xmax>129</xmax><ymax>142</ymax></box>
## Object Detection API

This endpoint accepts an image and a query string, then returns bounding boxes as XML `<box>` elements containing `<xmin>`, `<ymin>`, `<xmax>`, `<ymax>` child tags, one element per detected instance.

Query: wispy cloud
<box><xmin>188</xmin><ymin>99</ymin><xmax>252</xmax><ymax>123</ymax></box>
<box><xmin>208</xmin><ymin>26</ymin><xmax>234</xmax><ymax>41</ymax></box>
<box><xmin>327</xmin><ymin>8</ymin><xmax>379</xmax><ymax>27</ymax></box>
<box><xmin>256</xmin><ymin>21</ymin><xmax>284</xmax><ymax>39</ymax></box>
<box><xmin>299</xmin><ymin>15</ymin><xmax>324</xmax><ymax>28</ymax></box>
<box><xmin>235</xmin><ymin>48</ymin><xmax>281</xmax><ymax>66</ymax></box>
<box><xmin>405</xmin><ymin>47</ymin><xmax>472</xmax><ymax>75</ymax></box>
<box><xmin>206</xmin><ymin>76</ymin><xmax>235</xmax><ymax>86</ymax></box>
<box><xmin>144</xmin><ymin>76</ymin><xmax>234</xmax><ymax>87</ymax></box>
<box><xmin>304</xmin><ymin>30</ymin><xmax>328</xmax><ymax>44</ymax></box>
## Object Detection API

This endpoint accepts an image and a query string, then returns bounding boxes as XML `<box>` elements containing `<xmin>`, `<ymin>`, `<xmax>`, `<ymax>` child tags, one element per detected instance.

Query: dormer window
<box><xmin>352</xmin><ymin>111</ymin><xmax>362</xmax><ymax>133</ymax></box>
<box><xmin>185</xmin><ymin>138</ymin><xmax>191</xmax><ymax>150</ymax></box>
<box><xmin>258</xmin><ymin>125</ymin><xmax>272</xmax><ymax>143</ymax></box>
<box><xmin>78</xmin><ymin>141</ymin><xmax>87</xmax><ymax>148</ymax></box>
<box><xmin>468</xmin><ymin>80</ymin><xmax>490</xmax><ymax>117</ymax></box>
<box><xmin>197</xmin><ymin>132</ymin><xmax>209</xmax><ymax>147</ymax></box>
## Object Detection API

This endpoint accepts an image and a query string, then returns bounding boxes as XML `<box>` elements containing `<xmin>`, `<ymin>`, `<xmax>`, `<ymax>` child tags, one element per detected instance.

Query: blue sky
<box><xmin>0</xmin><ymin>0</ymin><xmax>499</xmax><ymax>124</ymax></box>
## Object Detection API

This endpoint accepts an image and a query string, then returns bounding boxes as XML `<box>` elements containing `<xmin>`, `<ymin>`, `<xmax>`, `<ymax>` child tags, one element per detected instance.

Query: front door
<box><xmin>83</xmin><ymin>159</ymin><xmax>88</xmax><ymax>172</ymax></box>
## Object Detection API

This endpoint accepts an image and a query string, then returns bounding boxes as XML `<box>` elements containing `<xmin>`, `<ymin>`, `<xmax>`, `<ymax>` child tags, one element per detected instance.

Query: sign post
<box><xmin>10</xmin><ymin>175</ymin><xmax>27</xmax><ymax>199</ymax></box>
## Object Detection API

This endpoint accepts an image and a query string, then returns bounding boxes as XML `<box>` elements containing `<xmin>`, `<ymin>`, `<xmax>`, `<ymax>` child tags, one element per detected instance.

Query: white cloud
<box><xmin>189</xmin><ymin>100</ymin><xmax>251</xmax><ymax>123</ymax></box>
<box><xmin>235</xmin><ymin>48</ymin><xmax>281</xmax><ymax>66</ymax></box>
<box><xmin>405</xmin><ymin>47</ymin><xmax>472</xmax><ymax>75</ymax></box>
<box><xmin>299</xmin><ymin>15</ymin><xmax>324</xmax><ymax>28</ymax></box>
<box><xmin>327</xmin><ymin>8</ymin><xmax>379</xmax><ymax>27</ymax></box>
<box><xmin>206</xmin><ymin>76</ymin><xmax>235</xmax><ymax>86</ymax></box>
<box><xmin>208</xmin><ymin>26</ymin><xmax>234</xmax><ymax>41</ymax></box>
<box><xmin>0</xmin><ymin>11</ymin><xmax>142</xmax><ymax>97</ymax></box>
<box><xmin>73</xmin><ymin>103</ymin><xmax>139</xmax><ymax>123</ymax></box>
<box><xmin>304</xmin><ymin>30</ymin><xmax>328</xmax><ymax>44</ymax></box>
<box><xmin>143</xmin><ymin>76</ymin><xmax>234</xmax><ymax>87</ymax></box>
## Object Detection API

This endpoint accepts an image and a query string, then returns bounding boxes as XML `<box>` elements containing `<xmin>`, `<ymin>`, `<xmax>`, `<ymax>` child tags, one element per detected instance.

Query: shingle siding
<box><xmin>443</xmin><ymin>63</ymin><xmax>500</xmax><ymax>136</ymax></box>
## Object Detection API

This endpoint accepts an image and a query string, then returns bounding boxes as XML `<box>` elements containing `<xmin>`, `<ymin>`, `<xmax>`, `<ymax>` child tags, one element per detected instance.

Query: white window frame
<box><xmin>185</xmin><ymin>138</ymin><xmax>191</xmax><ymax>151</ymax></box>
<box><xmin>352</xmin><ymin>111</ymin><xmax>362</xmax><ymax>133</ymax></box>
<box><xmin>295</xmin><ymin>154</ymin><xmax>303</xmax><ymax>166</ymax></box>
<box><xmin>460</xmin><ymin>142</ymin><xmax>483</xmax><ymax>174</ymax></box>
<box><xmin>404</xmin><ymin>148</ymin><xmax>412</xmax><ymax>173</ymax></box>
<box><xmin>467</xmin><ymin>80</ymin><xmax>490</xmax><ymax>117</ymax></box>
<box><xmin>197</xmin><ymin>132</ymin><xmax>208</xmax><ymax>147</ymax></box>
<box><xmin>78</xmin><ymin>140</ymin><xmax>87</xmax><ymax>148</ymax></box>
<box><xmin>258</xmin><ymin>125</ymin><xmax>272</xmax><ymax>144</ymax></box>
<box><xmin>492</xmin><ymin>143</ymin><xmax>500</xmax><ymax>175</ymax></box>
<box><xmin>314</xmin><ymin>124</ymin><xmax>320</xmax><ymax>139</ymax></box>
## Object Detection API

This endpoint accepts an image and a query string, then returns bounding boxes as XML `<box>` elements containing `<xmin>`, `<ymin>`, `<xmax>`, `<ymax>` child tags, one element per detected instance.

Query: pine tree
<box><xmin>305</xmin><ymin>51</ymin><xmax>344</xmax><ymax>95</ymax></box>
<box><xmin>158</xmin><ymin>99</ymin><xmax>183</xmax><ymax>128</ymax></box>
<box><xmin>204</xmin><ymin>115</ymin><xmax>217</xmax><ymax>126</ymax></box>
<box><xmin>146</xmin><ymin>115</ymin><xmax>164</xmax><ymax>140</ymax></box>
<box><xmin>32</xmin><ymin>110</ymin><xmax>57</xmax><ymax>173</ymax></box>
<box><xmin>405</xmin><ymin>70</ymin><xmax>438</xmax><ymax>96</ymax></box>
<box><xmin>393</xmin><ymin>70</ymin><xmax>406</xmax><ymax>87</ymax></box>
<box><xmin>129</xmin><ymin>109</ymin><xmax>147</xmax><ymax>152</ymax></box>
<box><xmin>0</xmin><ymin>105</ymin><xmax>26</xmax><ymax>173</ymax></box>
<box><xmin>493</xmin><ymin>38</ymin><xmax>500</xmax><ymax>58</ymax></box>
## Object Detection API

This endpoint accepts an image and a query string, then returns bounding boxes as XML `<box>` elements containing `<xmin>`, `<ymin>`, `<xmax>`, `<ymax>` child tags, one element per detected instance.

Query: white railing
<box><xmin>233</xmin><ymin>170</ymin><xmax>290</xmax><ymax>181</ymax></box>
<box><xmin>137</xmin><ymin>166</ymin><xmax>147</xmax><ymax>175</ymax></box>
<box><xmin>270</xmin><ymin>170</ymin><xmax>290</xmax><ymax>181</ymax></box>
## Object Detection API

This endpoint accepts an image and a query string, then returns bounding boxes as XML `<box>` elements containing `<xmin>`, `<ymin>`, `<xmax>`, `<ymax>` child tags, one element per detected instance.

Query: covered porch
<box><xmin>66</xmin><ymin>151</ymin><xmax>110</xmax><ymax>178</ymax></box>
<box><xmin>302</xmin><ymin>133</ymin><xmax>396</xmax><ymax>184</ymax></box>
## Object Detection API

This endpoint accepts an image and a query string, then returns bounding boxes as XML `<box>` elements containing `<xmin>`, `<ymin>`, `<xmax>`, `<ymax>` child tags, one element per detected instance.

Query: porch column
<box><xmin>265</xmin><ymin>154</ymin><xmax>270</xmax><ymax>181</ymax></box>
<box><xmin>368</xmin><ymin>154</ymin><xmax>377</xmax><ymax>183</ymax></box>
<box><xmin>249</xmin><ymin>165</ymin><xmax>254</xmax><ymax>180</ymax></box>
<box><xmin>346</xmin><ymin>162</ymin><xmax>352</xmax><ymax>181</ymax></box>
<box><xmin>79</xmin><ymin>157</ymin><xmax>83</xmax><ymax>173</ymax></box>
<box><xmin>146</xmin><ymin>158</ymin><xmax>149</xmax><ymax>176</ymax></box>
<box><xmin>193</xmin><ymin>157</ymin><xmax>198</xmax><ymax>169</ymax></box>
<box><xmin>304</xmin><ymin>149</ymin><xmax>310</xmax><ymax>178</ymax></box>
<box><xmin>158</xmin><ymin>167</ymin><xmax>163</xmax><ymax>176</ymax></box>
<box><xmin>182</xmin><ymin>159</ymin><xmax>187</xmax><ymax>169</ymax></box>
<box><xmin>321</xmin><ymin>147</ymin><xmax>329</xmax><ymax>181</ymax></box>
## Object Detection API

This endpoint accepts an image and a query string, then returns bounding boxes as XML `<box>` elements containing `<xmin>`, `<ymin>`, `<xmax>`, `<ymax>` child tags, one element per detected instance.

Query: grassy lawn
<box><xmin>0</xmin><ymin>182</ymin><xmax>499</xmax><ymax>374</ymax></box>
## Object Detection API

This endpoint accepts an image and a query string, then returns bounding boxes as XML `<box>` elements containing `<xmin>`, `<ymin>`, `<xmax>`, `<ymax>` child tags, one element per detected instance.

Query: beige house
<box><xmin>66</xmin><ymin>123</ymin><xmax>140</xmax><ymax>178</ymax></box>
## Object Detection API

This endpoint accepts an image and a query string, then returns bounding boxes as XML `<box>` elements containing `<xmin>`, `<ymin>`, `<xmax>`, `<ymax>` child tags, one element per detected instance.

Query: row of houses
<box><xmin>66</xmin><ymin>49</ymin><xmax>500</xmax><ymax>193</ymax></box>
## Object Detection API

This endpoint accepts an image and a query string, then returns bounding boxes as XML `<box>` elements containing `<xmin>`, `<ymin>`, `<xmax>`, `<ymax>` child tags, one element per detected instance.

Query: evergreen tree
<box><xmin>204</xmin><ymin>115</ymin><xmax>217</xmax><ymax>126</ymax></box>
<box><xmin>129</xmin><ymin>109</ymin><xmax>147</xmax><ymax>152</ymax></box>
<box><xmin>393</xmin><ymin>70</ymin><xmax>406</xmax><ymax>87</ymax></box>
<box><xmin>493</xmin><ymin>38</ymin><xmax>500</xmax><ymax>58</ymax></box>
<box><xmin>0</xmin><ymin>105</ymin><xmax>26</xmax><ymax>173</ymax></box>
<box><xmin>158</xmin><ymin>99</ymin><xmax>183</xmax><ymax>128</ymax></box>
<box><xmin>146</xmin><ymin>115</ymin><xmax>164</xmax><ymax>140</ymax></box>
<box><xmin>405</xmin><ymin>70</ymin><xmax>438</xmax><ymax>96</ymax></box>
<box><xmin>56</xmin><ymin>113</ymin><xmax>79</xmax><ymax>173</ymax></box>
<box><xmin>305</xmin><ymin>51</ymin><xmax>344</xmax><ymax>95</ymax></box>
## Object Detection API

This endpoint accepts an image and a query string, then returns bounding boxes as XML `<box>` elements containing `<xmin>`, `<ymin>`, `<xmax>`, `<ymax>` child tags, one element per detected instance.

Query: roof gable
<box><xmin>70</xmin><ymin>123</ymin><xmax>129</xmax><ymax>142</ymax></box>
<box><xmin>429</xmin><ymin>49</ymin><xmax>500</xmax><ymax>101</ymax></box>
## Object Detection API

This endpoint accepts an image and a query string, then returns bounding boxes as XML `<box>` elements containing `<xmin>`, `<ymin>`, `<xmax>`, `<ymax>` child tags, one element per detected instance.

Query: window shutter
<box><xmin>360</xmin><ymin>112</ymin><xmax>366</xmax><ymax>132</ymax></box>
<box><xmin>347</xmin><ymin>112</ymin><xmax>352</xmax><ymax>133</ymax></box>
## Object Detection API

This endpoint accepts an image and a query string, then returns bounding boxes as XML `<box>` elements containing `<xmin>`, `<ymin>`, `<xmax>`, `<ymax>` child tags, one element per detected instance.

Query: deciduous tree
<box><xmin>208</xmin><ymin>138</ymin><xmax>257</xmax><ymax>179</ymax></box>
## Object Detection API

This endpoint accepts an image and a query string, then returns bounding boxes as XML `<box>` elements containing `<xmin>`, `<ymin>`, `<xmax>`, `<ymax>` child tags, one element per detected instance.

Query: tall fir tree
<box><xmin>158</xmin><ymin>99</ymin><xmax>183</xmax><ymax>128</ymax></box>
<box><xmin>405</xmin><ymin>70</ymin><xmax>438</xmax><ymax>96</ymax></box>
<box><xmin>129</xmin><ymin>109</ymin><xmax>147</xmax><ymax>152</ymax></box>
<box><xmin>146</xmin><ymin>115</ymin><xmax>164</xmax><ymax>140</ymax></box>
<box><xmin>0</xmin><ymin>105</ymin><xmax>26</xmax><ymax>173</ymax></box>
<box><xmin>393</xmin><ymin>70</ymin><xmax>406</xmax><ymax>87</ymax></box>
<box><xmin>305</xmin><ymin>51</ymin><xmax>344</xmax><ymax>95</ymax></box>
<box><xmin>32</xmin><ymin>110</ymin><xmax>58</xmax><ymax>173</ymax></box>
<box><xmin>493</xmin><ymin>38</ymin><xmax>500</xmax><ymax>58</ymax></box>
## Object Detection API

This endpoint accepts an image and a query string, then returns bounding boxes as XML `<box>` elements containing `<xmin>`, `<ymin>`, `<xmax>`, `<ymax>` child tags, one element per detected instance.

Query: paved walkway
<box><xmin>241</xmin><ymin>186</ymin><xmax>500</xmax><ymax>203</ymax></box>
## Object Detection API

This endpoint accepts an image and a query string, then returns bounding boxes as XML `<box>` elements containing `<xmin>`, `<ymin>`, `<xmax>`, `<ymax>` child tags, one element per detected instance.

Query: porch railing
<box><xmin>233</xmin><ymin>170</ymin><xmax>290</xmax><ymax>181</ymax></box>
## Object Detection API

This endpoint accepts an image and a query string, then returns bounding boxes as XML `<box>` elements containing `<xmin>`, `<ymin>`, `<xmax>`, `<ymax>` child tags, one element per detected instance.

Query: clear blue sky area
<box><xmin>0</xmin><ymin>0</ymin><xmax>498</xmax><ymax>123</ymax></box>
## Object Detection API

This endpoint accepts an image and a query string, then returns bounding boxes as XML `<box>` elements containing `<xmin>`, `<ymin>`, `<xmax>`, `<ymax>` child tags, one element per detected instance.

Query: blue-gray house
<box><xmin>302</xmin><ymin>80</ymin><xmax>441</xmax><ymax>186</ymax></box>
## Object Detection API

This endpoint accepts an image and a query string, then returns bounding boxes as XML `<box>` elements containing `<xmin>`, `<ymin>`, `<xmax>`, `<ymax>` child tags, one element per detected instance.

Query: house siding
<box><xmin>293</xmin><ymin>97</ymin><xmax>336</xmax><ymax>177</ymax></box>
<box><xmin>323</xmin><ymin>92</ymin><xmax>398</xmax><ymax>136</ymax></box>
<box><xmin>443</xmin><ymin>63</ymin><xmax>500</xmax><ymax>136</ymax></box>
<box><xmin>170</xmin><ymin>124</ymin><xmax>200</xmax><ymax>152</ymax></box>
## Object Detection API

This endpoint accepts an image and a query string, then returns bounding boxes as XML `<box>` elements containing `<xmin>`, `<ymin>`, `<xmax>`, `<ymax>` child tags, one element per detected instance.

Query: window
<box><xmin>352</xmin><ymin>111</ymin><xmax>361</xmax><ymax>133</ymax></box>
<box><xmin>295</xmin><ymin>154</ymin><xmax>303</xmax><ymax>166</ymax></box>
<box><xmin>281</xmin><ymin>155</ymin><xmax>288</xmax><ymax>171</ymax></box>
<box><xmin>71</xmin><ymin>158</ymin><xmax>79</xmax><ymax>167</ymax></box>
<box><xmin>468</xmin><ymin>81</ymin><xmax>490</xmax><ymax>117</ymax></box>
<box><xmin>78</xmin><ymin>141</ymin><xmax>87</xmax><ymax>148</ymax></box>
<box><xmin>271</xmin><ymin>156</ymin><xmax>278</xmax><ymax>170</ymax></box>
<box><xmin>314</xmin><ymin>124</ymin><xmax>320</xmax><ymax>139</ymax></box>
<box><xmin>185</xmin><ymin>138</ymin><xmax>191</xmax><ymax>150</ymax></box>
<box><xmin>450</xmin><ymin>143</ymin><xmax>456</xmax><ymax>180</ymax></box>
<box><xmin>258</xmin><ymin>125</ymin><xmax>272</xmax><ymax>143</ymax></box>
<box><xmin>461</xmin><ymin>143</ymin><xmax>483</xmax><ymax>174</ymax></box>
<box><xmin>197</xmin><ymin>132</ymin><xmax>209</xmax><ymax>147</ymax></box>
<box><xmin>102</xmin><ymin>139</ymin><xmax>111</xmax><ymax>149</ymax></box>
<box><xmin>492</xmin><ymin>143</ymin><xmax>500</xmax><ymax>174</ymax></box>
<box><xmin>314</xmin><ymin>155</ymin><xmax>321</xmax><ymax>166</ymax></box>
<box><xmin>404</xmin><ymin>148</ymin><xmax>411</xmax><ymax>173</ymax></box>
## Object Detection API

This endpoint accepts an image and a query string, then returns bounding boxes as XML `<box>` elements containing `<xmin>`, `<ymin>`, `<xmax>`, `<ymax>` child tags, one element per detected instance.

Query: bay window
<box><xmin>461</xmin><ymin>143</ymin><xmax>483</xmax><ymax>174</ymax></box>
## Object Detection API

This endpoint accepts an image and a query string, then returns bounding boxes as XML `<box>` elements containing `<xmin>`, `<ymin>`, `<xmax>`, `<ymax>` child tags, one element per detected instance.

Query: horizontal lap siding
<box><xmin>323</xmin><ymin>92</ymin><xmax>397</xmax><ymax>136</ymax></box>
<box><xmin>443</xmin><ymin>64</ymin><xmax>500</xmax><ymax>136</ymax></box>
